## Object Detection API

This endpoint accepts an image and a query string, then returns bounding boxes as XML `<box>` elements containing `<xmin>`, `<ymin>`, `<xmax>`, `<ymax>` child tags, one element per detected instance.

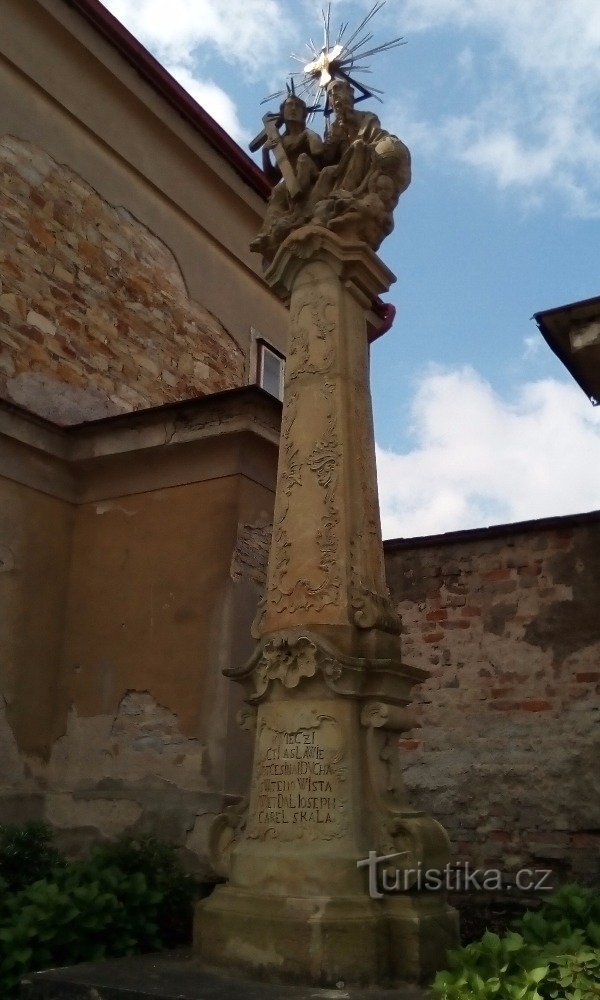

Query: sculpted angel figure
<box><xmin>249</xmin><ymin>94</ymin><xmax>323</xmax><ymax>259</ymax></box>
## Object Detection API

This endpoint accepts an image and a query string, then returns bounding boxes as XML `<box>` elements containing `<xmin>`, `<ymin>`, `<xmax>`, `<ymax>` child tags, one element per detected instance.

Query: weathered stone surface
<box><xmin>257</xmin><ymin>228</ymin><xmax>399</xmax><ymax>639</ymax></box>
<box><xmin>0</xmin><ymin>136</ymin><xmax>244</xmax><ymax>424</ymax></box>
<box><xmin>250</xmin><ymin>84</ymin><xmax>410</xmax><ymax>268</ymax></box>
<box><xmin>196</xmin><ymin>228</ymin><xmax>457</xmax><ymax>988</ymax></box>
<box><xmin>21</xmin><ymin>951</ymin><xmax>426</xmax><ymax>999</ymax></box>
<box><xmin>384</xmin><ymin>512</ymin><xmax>600</xmax><ymax>885</ymax></box>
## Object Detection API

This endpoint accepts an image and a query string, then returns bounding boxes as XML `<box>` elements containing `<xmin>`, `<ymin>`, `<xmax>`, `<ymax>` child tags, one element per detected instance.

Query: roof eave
<box><xmin>62</xmin><ymin>0</ymin><xmax>271</xmax><ymax>200</ymax></box>
<box><xmin>534</xmin><ymin>295</ymin><xmax>600</xmax><ymax>406</ymax></box>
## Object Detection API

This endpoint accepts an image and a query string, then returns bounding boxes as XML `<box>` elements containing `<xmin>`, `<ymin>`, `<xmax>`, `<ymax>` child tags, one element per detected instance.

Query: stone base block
<box><xmin>383</xmin><ymin>895</ymin><xmax>461</xmax><ymax>983</ymax></box>
<box><xmin>195</xmin><ymin>886</ymin><xmax>458</xmax><ymax>988</ymax></box>
<box><xmin>21</xmin><ymin>950</ymin><xmax>427</xmax><ymax>999</ymax></box>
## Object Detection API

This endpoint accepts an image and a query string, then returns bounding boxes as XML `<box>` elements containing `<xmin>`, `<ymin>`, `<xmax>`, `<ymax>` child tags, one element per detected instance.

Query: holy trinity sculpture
<box><xmin>250</xmin><ymin>78</ymin><xmax>411</xmax><ymax>265</ymax></box>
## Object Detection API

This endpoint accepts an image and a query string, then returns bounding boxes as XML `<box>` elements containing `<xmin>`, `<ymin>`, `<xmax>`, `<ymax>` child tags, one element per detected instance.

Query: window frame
<box><xmin>253</xmin><ymin>335</ymin><xmax>285</xmax><ymax>401</ymax></box>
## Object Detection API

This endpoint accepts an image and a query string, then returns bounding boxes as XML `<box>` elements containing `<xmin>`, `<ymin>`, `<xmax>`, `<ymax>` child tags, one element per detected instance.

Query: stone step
<box><xmin>20</xmin><ymin>951</ymin><xmax>427</xmax><ymax>1000</ymax></box>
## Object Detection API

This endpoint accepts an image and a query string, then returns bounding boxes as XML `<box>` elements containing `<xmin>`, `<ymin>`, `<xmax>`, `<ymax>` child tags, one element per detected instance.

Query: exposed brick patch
<box><xmin>425</xmin><ymin>609</ymin><xmax>448</xmax><ymax>622</ymax></box>
<box><xmin>518</xmin><ymin>564</ymin><xmax>542</xmax><ymax>577</ymax></box>
<box><xmin>230</xmin><ymin>516</ymin><xmax>272</xmax><ymax>587</ymax></box>
<box><xmin>398</xmin><ymin>739</ymin><xmax>420</xmax><ymax>751</ymax></box>
<box><xmin>481</xmin><ymin>568</ymin><xmax>513</xmax><ymax>582</ymax></box>
<box><xmin>0</xmin><ymin>136</ymin><xmax>245</xmax><ymax>424</ymax></box>
<box><xmin>521</xmin><ymin>699</ymin><xmax>553</xmax><ymax>712</ymax></box>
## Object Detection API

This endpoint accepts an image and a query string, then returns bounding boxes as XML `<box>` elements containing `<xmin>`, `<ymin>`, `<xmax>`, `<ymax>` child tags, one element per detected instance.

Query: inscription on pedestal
<box><xmin>247</xmin><ymin>704</ymin><xmax>349</xmax><ymax>842</ymax></box>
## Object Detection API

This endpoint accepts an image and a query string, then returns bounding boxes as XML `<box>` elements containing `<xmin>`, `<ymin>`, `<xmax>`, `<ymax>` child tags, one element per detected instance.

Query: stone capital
<box><xmin>225</xmin><ymin>626</ymin><xmax>427</xmax><ymax>705</ymax></box>
<box><xmin>264</xmin><ymin>224</ymin><xmax>396</xmax><ymax>310</ymax></box>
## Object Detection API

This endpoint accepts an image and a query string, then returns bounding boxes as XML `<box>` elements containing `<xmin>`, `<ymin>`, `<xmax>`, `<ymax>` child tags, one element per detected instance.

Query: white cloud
<box><xmin>165</xmin><ymin>67</ymin><xmax>249</xmax><ymax>143</ymax></box>
<box><xmin>376</xmin><ymin>366</ymin><xmax>600</xmax><ymax>539</ymax></box>
<box><xmin>400</xmin><ymin>0</ymin><xmax>600</xmax><ymax>77</ymax></box>
<box><xmin>103</xmin><ymin>0</ymin><xmax>288</xmax><ymax>141</ymax></box>
<box><xmin>522</xmin><ymin>335</ymin><xmax>541</xmax><ymax>358</ymax></box>
<box><xmin>103</xmin><ymin>0</ymin><xmax>287</xmax><ymax>73</ymax></box>
<box><xmin>394</xmin><ymin>0</ymin><xmax>600</xmax><ymax>215</ymax></box>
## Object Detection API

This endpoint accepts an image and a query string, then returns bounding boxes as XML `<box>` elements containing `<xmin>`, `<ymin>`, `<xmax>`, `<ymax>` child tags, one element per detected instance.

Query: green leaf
<box><xmin>527</xmin><ymin>966</ymin><xmax>548</xmax><ymax>984</ymax></box>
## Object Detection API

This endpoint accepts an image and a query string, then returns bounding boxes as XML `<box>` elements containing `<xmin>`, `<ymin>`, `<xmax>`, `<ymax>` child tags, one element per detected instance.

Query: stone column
<box><xmin>257</xmin><ymin>225</ymin><xmax>397</xmax><ymax>642</ymax></box>
<box><xmin>195</xmin><ymin>226</ymin><xmax>458</xmax><ymax>988</ymax></box>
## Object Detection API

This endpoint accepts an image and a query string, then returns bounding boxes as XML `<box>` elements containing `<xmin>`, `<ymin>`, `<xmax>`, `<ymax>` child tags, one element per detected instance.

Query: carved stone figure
<box><xmin>249</xmin><ymin>95</ymin><xmax>323</xmax><ymax>260</ymax></box>
<box><xmin>310</xmin><ymin>79</ymin><xmax>411</xmax><ymax>250</ymax></box>
<box><xmin>316</xmin><ymin>80</ymin><xmax>410</xmax><ymax>196</ymax></box>
<box><xmin>250</xmin><ymin>78</ymin><xmax>411</xmax><ymax>265</ymax></box>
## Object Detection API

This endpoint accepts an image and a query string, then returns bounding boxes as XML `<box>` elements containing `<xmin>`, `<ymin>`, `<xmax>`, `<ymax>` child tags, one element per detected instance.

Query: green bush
<box><xmin>0</xmin><ymin>821</ymin><xmax>65</xmax><ymax>894</ymax></box>
<box><xmin>516</xmin><ymin>884</ymin><xmax>600</xmax><ymax>948</ymax></box>
<box><xmin>0</xmin><ymin>864</ymin><xmax>161</xmax><ymax>997</ymax></box>
<box><xmin>0</xmin><ymin>827</ymin><xmax>201</xmax><ymax>998</ymax></box>
<box><xmin>431</xmin><ymin>885</ymin><xmax>600</xmax><ymax>1000</ymax></box>
<box><xmin>83</xmin><ymin>836</ymin><xmax>199</xmax><ymax>947</ymax></box>
<box><xmin>543</xmin><ymin>947</ymin><xmax>600</xmax><ymax>999</ymax></box>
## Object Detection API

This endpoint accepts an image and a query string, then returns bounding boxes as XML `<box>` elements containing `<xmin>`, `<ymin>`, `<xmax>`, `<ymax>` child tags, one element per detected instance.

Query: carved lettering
<box><xmin>247</xmin><ymin>706</ymin><xmax>348</xmax><ymax>842</ymax></box>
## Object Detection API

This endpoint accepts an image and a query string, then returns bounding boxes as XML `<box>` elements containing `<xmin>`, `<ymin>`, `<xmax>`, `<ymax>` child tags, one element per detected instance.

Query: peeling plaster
<box><xmin>94</xmin><ymin>502</ymin><xmax>137</xmax><ymax>517</ymax></box>
<box><xmin>0</xmin><ymin>696</ymin><xmax>29</xmax><ymax>788</ymax></box>
<box><xmin>44</xmin><ymin>692</ymin><xmax>207</xmax><ymax>793</ymax></box>
<box><xmin>229</xmin><ymin>515</ymin><xmax>271</xmax><ymax>586</ymax></box>
<box><xmin>45</xmin><ymin>793</ymin><xmax>142</xmax><ymax>838</ymax></box>
<box><xmin>0</xmin><ymin>546</ymin><xmax>15</xmax><ymax>572</ymax></box>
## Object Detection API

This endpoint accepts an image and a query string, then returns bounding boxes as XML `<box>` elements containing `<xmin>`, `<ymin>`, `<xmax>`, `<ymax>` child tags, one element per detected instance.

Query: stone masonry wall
<box><xmin>0</xmin><ymin>136</ymin><xmax>244</xmax><ymax>424</ymax></box>
<box><xmin>385</xmin><ymin>511</ymin><xmax>600</xmax><ymax>888</ymax></box>
<box><xmin>182</xmin><ymin>509</ymin><xmax>600</xmax><ymax>885</ymax></box>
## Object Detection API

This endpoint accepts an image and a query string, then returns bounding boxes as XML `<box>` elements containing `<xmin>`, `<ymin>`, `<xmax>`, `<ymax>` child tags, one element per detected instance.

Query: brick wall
<box><xmin>0</xmin><ymin>135</ymin><xmax>245</xmax><ymax>424</ymax></box>
<box><xmin>385</xmin><ymin>511</ymin><xmax>600</xmax><ymax>886</ymax></box>
<box><xmin>183</xmin><ymin>508</ymin><xmax>600</xmax><ymax>885</ymax></box>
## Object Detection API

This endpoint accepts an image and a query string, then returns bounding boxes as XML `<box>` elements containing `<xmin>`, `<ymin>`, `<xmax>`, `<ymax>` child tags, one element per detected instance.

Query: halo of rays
<box><xmin>261</xmin><ymin>2</ymin><xmax>405</xmax><ymax>124</ymax></box>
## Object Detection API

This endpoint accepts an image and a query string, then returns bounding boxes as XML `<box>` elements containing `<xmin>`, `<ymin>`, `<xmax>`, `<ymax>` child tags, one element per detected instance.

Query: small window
<box><xmin>256</xmin><ymin>339</ymin><xmax>285</xmax><ymax>400</ymax></box>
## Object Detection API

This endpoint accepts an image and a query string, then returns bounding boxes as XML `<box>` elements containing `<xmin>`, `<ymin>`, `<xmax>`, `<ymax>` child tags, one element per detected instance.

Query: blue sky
<box><xmin>104</xmin><ymin>0</ymin><xmax>600</xmax><ymax>537</ymax></box>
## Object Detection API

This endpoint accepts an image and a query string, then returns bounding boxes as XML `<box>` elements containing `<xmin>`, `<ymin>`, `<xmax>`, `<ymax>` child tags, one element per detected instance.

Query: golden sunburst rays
<box><xmin>261</xmin><ymin>2</ymin><xmax>405</xmax><ymax>122</ymax></box>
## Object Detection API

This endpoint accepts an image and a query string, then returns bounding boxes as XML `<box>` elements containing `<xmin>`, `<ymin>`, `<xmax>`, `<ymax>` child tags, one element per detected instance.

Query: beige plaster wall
<box><xmin>0</xmin><ymin>392</ymin><xmax>279</xmax><ymax>871</ymax></box>
<box><xmin>61</xmin><ymin>477</ymin><xmax>241</xmax><ymax>731</ymax></box>
<box><xmin>0</xmin><ymin>476</ymin><xmax>73</xmax><ymax>760</ymax></box>
<box><xmin>43</xmin><ymin>476</ymin><xmax>258</xmax><ymax>865</ymax></box>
